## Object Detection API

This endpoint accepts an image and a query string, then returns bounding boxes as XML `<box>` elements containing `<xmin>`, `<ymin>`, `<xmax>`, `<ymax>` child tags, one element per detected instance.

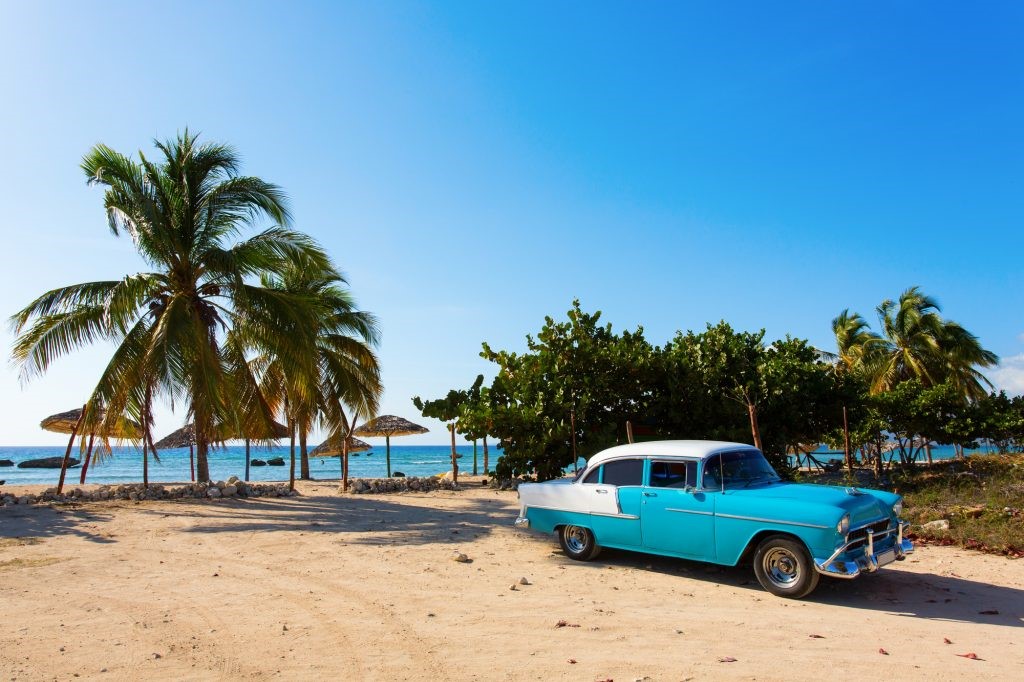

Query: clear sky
<box><xmin>1</xmin><ymin>1</ymin><xmax>1021</xmax><ymax>446</ymax></box>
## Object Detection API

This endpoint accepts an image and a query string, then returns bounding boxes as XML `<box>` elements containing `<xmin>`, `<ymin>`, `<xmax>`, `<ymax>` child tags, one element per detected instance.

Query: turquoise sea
<box><xmin>0</xmin><ymin>444</ymin><xmax>500</xmax><ymax>486</ymax></box>
<box><xmin>0</xmin><ymin>442</ymin><xmax>1005</xmax><ymax>487</ymax></box>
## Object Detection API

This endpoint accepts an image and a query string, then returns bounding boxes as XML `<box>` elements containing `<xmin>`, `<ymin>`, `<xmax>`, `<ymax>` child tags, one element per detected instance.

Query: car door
<box><xmin>640</xmin><ymin>458</ymin><xmax>716</xmax><ymax>559</ymax></box>
<box><xmin>587</xmin><ymin>458</ymin><xmax>644</xmax><ymax>548</ymax></box>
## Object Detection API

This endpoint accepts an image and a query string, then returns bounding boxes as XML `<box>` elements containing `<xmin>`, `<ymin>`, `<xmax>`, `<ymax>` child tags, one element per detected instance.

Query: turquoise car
<box><xmin>514</xmin><ymin>440</ymin><xmax>913</xmax><ymax>598</ymax></box>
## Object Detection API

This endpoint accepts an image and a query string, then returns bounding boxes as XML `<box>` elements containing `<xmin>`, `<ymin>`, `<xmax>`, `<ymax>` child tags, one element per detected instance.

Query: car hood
<box><xmin>727</xmin><ymin>482</ymin><xmax>892</xmax><ymax>526</ymax></box>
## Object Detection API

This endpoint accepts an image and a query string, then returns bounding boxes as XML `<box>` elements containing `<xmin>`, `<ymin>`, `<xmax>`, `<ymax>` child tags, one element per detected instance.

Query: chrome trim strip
<box><xmin>664</xmin><ymin>508</ymin><xmax>714</xmax><ymax>516</ymax></box>
<box><xmin>520</xmin><ymin>504</ymin><xmax>639</xmax><ymax>521</ymax></box>
<box><xmin>591</xmin><ymin>512</ymin><xmax>640</xmax><ymax>520</ymax></box>
<box><xmin>715</xmin><ymin>513</ymin><xmax>829</xmax><ymax>530</ymax></box>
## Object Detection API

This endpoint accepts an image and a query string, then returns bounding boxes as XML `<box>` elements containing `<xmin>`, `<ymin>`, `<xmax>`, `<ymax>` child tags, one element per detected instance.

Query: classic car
<box><xmin>514</xmin><ymin>440</ymin><xmax>913</xmax><ymax>598</ymax></box>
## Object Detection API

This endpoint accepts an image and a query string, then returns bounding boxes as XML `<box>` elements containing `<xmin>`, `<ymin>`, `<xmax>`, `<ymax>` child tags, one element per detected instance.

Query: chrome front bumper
<box><xmin>814</xmin><ymin>521</ymin><xmax>914</xmax><ymax>579</ymax></box>
<box><xmin>514</xmin><ymin>516</ymin><xmax>530</xmax><ymax>529</ymax></box>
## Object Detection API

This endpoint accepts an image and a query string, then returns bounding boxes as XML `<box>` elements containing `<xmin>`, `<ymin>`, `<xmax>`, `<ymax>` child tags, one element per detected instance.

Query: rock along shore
<box><xmin>343</xmin><ymin>475</ymin><xmax>460</xmax><ymax>494</ymax></box>
<box><xmin>0</xmin><ymin>476</ymin><xmax>298</xmax><ymax>507</ymax></box>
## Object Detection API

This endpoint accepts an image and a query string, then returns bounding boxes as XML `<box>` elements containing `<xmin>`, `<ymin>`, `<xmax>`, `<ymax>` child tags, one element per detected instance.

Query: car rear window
<box><xmin>601</xmin><ymin>459</ymin><xmax>644</xmax><ymax>486</ymax></box>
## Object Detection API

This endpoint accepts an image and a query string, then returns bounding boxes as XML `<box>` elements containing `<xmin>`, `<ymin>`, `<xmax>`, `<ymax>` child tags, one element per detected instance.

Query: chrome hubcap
<box><xmin>565</xmin><ymin>526</ymin><xmax>589</xmax><ymax>553</ymax></box>
<box><xmin>764</xmin><ymin>547</ymin><xmax>800</xmax><ymax>586</ymax></box>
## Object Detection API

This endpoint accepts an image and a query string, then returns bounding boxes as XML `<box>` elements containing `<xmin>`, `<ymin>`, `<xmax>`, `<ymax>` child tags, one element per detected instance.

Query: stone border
<box><xmin>1</xmin><ymin>476</ymin><xmax>298</xmax><ymax>507</ymax></box>
<box><xmin>343</xmin><ymin>476</ymin><xmax>460</xmax><ymax>494</ymax></box>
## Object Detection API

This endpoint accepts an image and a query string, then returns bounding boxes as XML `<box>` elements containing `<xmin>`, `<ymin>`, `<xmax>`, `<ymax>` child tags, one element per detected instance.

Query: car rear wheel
<box><xmin>752</xmin><ymin>535</ymin><xmax>820</xmax><ymax>599</ymax></box>
<box><xmin>558</xmin><ymin>525</ymin><xmax>602</xmax><ymax>561</ymax></box>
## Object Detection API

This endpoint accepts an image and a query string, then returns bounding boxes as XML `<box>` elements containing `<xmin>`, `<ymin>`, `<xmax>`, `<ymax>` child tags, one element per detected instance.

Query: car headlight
<box><xmin>837</xmin><ymin>513</ymin><xmax>850</xmax><ymax>535</ymax></box>
<box><xmin>893</xmin><ymin>499</ymin><xmax>903</xmax><ymax>518</ymax></box>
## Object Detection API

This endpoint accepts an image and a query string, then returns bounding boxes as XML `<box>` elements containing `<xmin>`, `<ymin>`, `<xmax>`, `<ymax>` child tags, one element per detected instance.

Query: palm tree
<box><xmin>252</xmin><ymin>261</ymin><xmax>382</xmax><ymax>486</ymax></box>
<box><xmin>870</xmin><ymin>287</ymin><xmax>996</xmax><ymax>398</ymax></box>
<box><xmin>10</xmin><ymin>131</ymin><xmax>330</xmax><ymax>482</ymax></box>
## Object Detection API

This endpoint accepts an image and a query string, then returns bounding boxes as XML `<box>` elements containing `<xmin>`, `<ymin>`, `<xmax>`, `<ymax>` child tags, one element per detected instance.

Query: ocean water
<box><xmin>0</xmin><ymin>444</ymin><xmax>501</xmax><ymax>486</ymax></box>
<box><xmin>787</xmin><ymin>443</ymin><xmax>997</xmax><ymax>468</ymax></box>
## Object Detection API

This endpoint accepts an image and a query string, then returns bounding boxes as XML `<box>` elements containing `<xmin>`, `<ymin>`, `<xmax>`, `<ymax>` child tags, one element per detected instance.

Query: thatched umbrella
<box><xmin>311</xmin><ymin>436</ymin><xmax>372</xmax><ymax>457</ymax></box>
<box><xmin>354</xmin><ymin>415</ymin><xmax>428</xmax><ymax>477</ymax></box>
<box><xmin>41</xmin><ymin>406</ymin><xmax>141</xmax><ymax>493</ymax></box>
<box><xmin>312</xmin><ymin>436</ymin><xmax>371</xmax><ymax>481</ymax></box>
<box><xmin>155</xmin><ymin>420</ymin><xmax>289</xmax><ymax>482</ymax></box>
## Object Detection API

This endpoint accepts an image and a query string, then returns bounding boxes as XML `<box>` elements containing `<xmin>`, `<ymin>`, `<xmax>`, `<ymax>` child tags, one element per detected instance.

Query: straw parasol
<box><xmin>354</xmin><ymin>415</ymin><xmax>428</xmax><ymax>477</ymax></box>
<box><xmin>155</xmin><ymin>420</ymin><xmax>289</xmax><ymax>482</ymax></box>
<box><xmin>41</xmin><ymin>406</ymin><xmax>142</xmax><ymax>492</ymax></box>
<box><xmin>311</xmin><ymin>436</ymin><xmax>372</xmax><ymax>457</ymax></box>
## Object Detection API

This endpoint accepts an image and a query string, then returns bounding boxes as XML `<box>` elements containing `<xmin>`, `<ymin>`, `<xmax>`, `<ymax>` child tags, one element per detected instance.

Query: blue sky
<box><xmin>1</xmin><ymin>1</ymin><xmax>1021</xmax><ymax>445</ymax></box>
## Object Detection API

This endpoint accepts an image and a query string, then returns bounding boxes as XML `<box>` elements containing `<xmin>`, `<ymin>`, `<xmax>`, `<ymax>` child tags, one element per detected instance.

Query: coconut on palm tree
<box><xmin>10</xmin><ymin>131</ymin><xmax>332</xmax><ymax>482</ymax></box>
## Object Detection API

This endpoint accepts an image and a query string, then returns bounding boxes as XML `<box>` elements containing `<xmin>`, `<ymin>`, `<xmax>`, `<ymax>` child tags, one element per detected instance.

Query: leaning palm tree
<box><xmin>10</xmin><ymin>131</ymin><xmax>330</xmax><ymax>482</ymax></box>
<box><xmin>833</xmin><ymin>288</ymin><xmax>997</xmax><ymax>398</ymax></box>
<box><xmin>251</xmin><ymin>261</ymin><xmax>382</xmax><ymax>485</ymax></box>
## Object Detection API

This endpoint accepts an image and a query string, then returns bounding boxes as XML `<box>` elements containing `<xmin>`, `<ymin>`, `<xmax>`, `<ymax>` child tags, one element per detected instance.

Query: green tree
<box><xmin>10</xmin><ymin>131</ymin><xmax>330</xmax><ymax>482</ymax></box>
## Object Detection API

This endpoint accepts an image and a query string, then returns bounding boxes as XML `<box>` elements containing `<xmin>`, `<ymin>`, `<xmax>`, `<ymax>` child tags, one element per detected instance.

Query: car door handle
<box><xmin>643</xmin><ymin>492</ymin><xmax>658</xmax><ymax>497</ymax></box>
<box><xmin>595</xmin><ymin>489</ymin><xmax>609</xmax><ymax>494</ymax></box>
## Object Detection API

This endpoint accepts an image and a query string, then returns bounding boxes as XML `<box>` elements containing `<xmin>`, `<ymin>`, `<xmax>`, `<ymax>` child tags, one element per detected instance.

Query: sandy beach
<box><xmin>1</xmin><ymin>481</ymin><xmax>1022</xmax><ymax>681</ymax></box>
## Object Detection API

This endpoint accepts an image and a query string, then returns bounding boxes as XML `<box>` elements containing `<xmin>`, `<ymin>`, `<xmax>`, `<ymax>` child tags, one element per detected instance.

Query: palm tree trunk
<box><xmin>342</xmin><ymin>437</ymin><xmax>350</xmax><ymax>491</ymax></box>
<box><xmin>79</xmin><ymin>433</ymin><xmax>96</xmax><ymax>484</ymax></box>
<box><xmin>483</xmin><ymin>435</ymin><xmax>489</xmax><ymax>475</ymax></box>
<box><xmin>196</xmin><ymin>439</ymin><xmax>210</xmax><ymax>482</ymax></box>
<box><xmin>925</xmin><ymin>442</ymin><xmax>934</xmax><ymax>465</ymax></box>
<box><xmin>289</xmin><ymin>423</ymin><xmax>296</xmax><ymax>491</ymax></box>
<box><xmin>56</xmin><ymin>405</ymin><xmax>86</xmax><ymax>494</ymax></box>
<box><xmin>143</xmin><ymin>437</ymin><xmax>149</xmax><ymax>488</ymax></box>
<box><xmin>189</xmin><ymin>443</ymin><xmax>195</xmax><ymax>482</ymax></box>
<box><xmin>300</xmin><ymin>430</ymin><xmax>310</xmax><ymax>480</ymax></box>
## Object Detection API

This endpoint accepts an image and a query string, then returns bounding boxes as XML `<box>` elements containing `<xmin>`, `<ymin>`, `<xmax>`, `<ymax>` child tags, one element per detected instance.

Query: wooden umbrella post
<box><xmin>189</xmin><ymin>443</ymin><xmax>195</xmax><ymax>482</ymax></box>
<box><xmin>56</xmin><ymin>406</ymin><xmax>86</xmax><ymax>494</ymax></box>
<box><xmin>245</xmin><ymin>439</ymin><xmax>251</xmax><ymax>482</ymax></box>
<box><xmin>385</xmin><ymin>435</ymin><xmax>392</xmax><ymax>478</ymax></box>
<box><xmin>843</xmin><ymin>406</ymin><xmax>853</xmax><ymax>474</ymax></box>
<box><xmin>79</xmin><ymin>432</ymin><xmax>96</xmax><ymax>484</ymax></box>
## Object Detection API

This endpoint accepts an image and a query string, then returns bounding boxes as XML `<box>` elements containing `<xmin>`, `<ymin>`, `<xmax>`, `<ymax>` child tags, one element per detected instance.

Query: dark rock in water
<box><xmin>267</xmin><ymin>457</ymin><xmax>285</xmax><ymax>466</ymax></box>
<box><xmin>366</xmin><ymin>453</ymin><xmax>373</xmax><ymax>456</ymax></box>
<box><xmin>0</xmin><ymin>480</ymin><xmax>4</xmax><ymax>485</ymax></box>
<box><xmin>250</xmin><ymin>459</ymin><xmax>267</xmax><ymax>467</ymax></box>
<box><xmin>393</xmin><ymin>471</ymin><xmax>406</xmax><ymax>477</ymax></box>
<box><xmin>18</xmin><ymin>457</ymin><xmax>80</xmax><ymax>469</ymax></box>
<box><xmin>0</xmin><ymin>459</ymin><xmax>14</xmax><ymax>467</ymax></box>
<box><xmin>351</xmin><ymin>453</ymin><xmax>360</xmax><ymax>457</ymax></box>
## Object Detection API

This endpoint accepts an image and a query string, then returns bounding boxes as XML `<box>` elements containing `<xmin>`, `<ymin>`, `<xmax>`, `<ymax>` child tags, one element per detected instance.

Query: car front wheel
<box><xmin>558</xmin><ymin>525</ymin><xmax>602</xmax><ymax>561</ymax></box>
<box><xmin>752</xmin><ymin>535</ymin><xmax>820</xmax><ymax>599</ymax></box>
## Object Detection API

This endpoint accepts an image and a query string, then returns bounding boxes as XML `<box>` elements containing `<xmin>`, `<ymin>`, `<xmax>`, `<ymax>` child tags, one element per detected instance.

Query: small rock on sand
<box><xmin>451</xmin><ymin>552</ymin><xmax>470</xmax><ymax>563</ymax></box>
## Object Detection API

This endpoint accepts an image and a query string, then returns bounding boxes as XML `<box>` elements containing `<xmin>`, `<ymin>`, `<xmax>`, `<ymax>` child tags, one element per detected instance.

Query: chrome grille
<box><xmin>847</xmin><ymin>519</ymin><xmax>892</xmax><ymax>546</ymax></box>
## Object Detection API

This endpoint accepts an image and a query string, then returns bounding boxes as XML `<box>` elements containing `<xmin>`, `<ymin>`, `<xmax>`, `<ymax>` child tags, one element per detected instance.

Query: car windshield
<box><xmin>718</xmin><ymin>450</ymin><xmax>780</xmax><ymax>488</ymax></box>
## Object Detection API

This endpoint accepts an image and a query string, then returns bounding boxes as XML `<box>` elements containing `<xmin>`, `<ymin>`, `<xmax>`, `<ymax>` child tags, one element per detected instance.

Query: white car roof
<box><xmin>586</xmin><ymin>440</ymin><xmax>759</xmax><ymax>468</ymax></box>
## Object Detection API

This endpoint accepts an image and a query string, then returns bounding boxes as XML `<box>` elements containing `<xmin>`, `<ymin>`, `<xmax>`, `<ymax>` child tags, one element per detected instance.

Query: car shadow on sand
<box><xmin>567</xmin><ymin>547</ymin><xmax>1024</xmax><ymax>627</ymax></box>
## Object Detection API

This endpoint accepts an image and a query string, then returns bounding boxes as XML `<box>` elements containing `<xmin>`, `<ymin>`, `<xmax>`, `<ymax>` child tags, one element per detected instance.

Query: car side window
<box><xmin>582</xmin><ymin>466</ymin><xmax>602</xmax><ymax>484</ymax></box>
<box><xmin>650</xmin><ymin>460</ymin><xmax>696</xmax><ymax>488</ymax></box>
<box><xmin>602</xmin><ymin>459</ymin><xmax>644</xmax><ymax>486</ymax></box>
<box><xmin>702</xmin><ymin>455</ymin><xmax>722</xmax><ymax>489</ymax></box>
